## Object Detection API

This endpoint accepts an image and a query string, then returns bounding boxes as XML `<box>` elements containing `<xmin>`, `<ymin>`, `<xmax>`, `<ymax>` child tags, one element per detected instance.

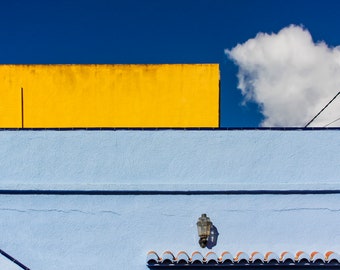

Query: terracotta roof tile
<box><xmin>310</xmin><ymin>251</ymin><xmax>325</xmax><ymax>263</ymax></box>
<box><xmin>205</xmin><ymin>252</ymin><xmax>219</xmax><ymax>264</ymax></box>
<box><xmin>325</xmin><ymin>251</ymin><xmax>340</xmax><ymax>263</ymax></box>
<box><xmin>147</xmin><ymin>251</ymin><xmax>340</xmax><ymax>266</ymax></box>
<box><xmin>280</xmin><ymin>251</ymin><xmax>295</xmax><ymax>263</ymax></box>
<box><xmin>250</xmin><ymin>251</ymin><xmax>264</xmax><ymax>263</ymax></box>
<box><xmin>161</xmin><ymin>251</ymin><xmax>175</xmax><ymax>264</ymax></box>
<box><xmin>264</xmin><ymin>251</ymin><xmax>280</xmax><ymax>263</ymax></box>
<box><xmin>220</xmin><ymin>251</ymin><xmax>233</xmax><ymax>263</ymax></box>
<box><xmin>176</xmin><ymin>251</ymin><xmax>190</xmax><ymax>264</ymax></box>
<box><xmin>235</xmin><ymin>251</ymin><xmax>249</xmax><ymax>263</ymax></box>
<box><xmin>147</xmin><ymin>251</ymin><xmax>160</xmax><ymax>264</ymax></box>
<box><xmin>295</xmin><ymin>251</ymin><xmax>309</xmax><ymax>263</ymax></box>
<box><xmin>191</xmin><ymin>251</ymin><xmax>204</xmax><ymax>264</ymax></box>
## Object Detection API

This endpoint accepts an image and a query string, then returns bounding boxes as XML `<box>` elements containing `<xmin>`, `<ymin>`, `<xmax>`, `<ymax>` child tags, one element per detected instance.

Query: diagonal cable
<box><xmin>323</xmin><ymin>116</ymin><xmax>340</xmax><ymax>127</ymax></box>
<box><xmin>305</xmin><ymin>91</ymin><xmax>340</xmax><ymax>128</ymax></box>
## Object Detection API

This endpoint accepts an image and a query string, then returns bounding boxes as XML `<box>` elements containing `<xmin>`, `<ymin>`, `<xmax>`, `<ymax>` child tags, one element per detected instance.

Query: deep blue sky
<box><xmin>1</xmin><ymin>0</ymin><xmax>340</xmax><ymax>127</ymax></box>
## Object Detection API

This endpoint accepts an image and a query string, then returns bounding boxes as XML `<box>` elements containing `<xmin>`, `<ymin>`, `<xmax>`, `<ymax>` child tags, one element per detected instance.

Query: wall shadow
<box><xmin>206</xmin><ymin>225</ymin><xmax>219</xmax><ymax>249</ymax></box>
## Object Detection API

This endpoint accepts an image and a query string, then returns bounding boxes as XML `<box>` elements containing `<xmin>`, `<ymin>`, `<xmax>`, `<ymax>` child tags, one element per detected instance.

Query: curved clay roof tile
<box><xmin>265</xmin><ymin>252</ymin><xmax>280</xmax><ymax>263</ymax></box>
<box><xmin>220</xmin><ymin>251</ymin><xmax>233</xmax><ymax>263</ymax></box>
<box><xmin>205</xmin><ymin>252</ymin><xmax>219</xmax><ymax>264</ymax></box>
<box><xmin>161</xmin><ymin>251</ymin><xmax>175</xmax><ymax>264</ymax></box>
<box><xmin>295</xmin><ymin>251</ymin><xmax>309</xmax><ymax>263</ymax></box>
<box><xmin>325</xmin><ymin>251</ymin><xmax>340</xmax><ymax>263</ymax></box>
<box><xmin>147</xmin><ymin>251</ymin><xmax>160</xmax><ymax>264</ymax></box>
<box><xmin>280</xmin><ymin>251</ymin><xmax>295</xmax><ymax>263</ymax></box>
<box><xmin>235</xmin><ymin>251</ymin><xmax>249</xmax><ymax>263</ymax></box>
<box><xmin>176</xmin><ymin>251</ymin><xmax>190</xmax><ymax>264</ymax></box>
<box><xmin>250</xmin><ymin>251</ymin><xmax>264</xmax><ymax>263</ymax></box>
<box><xmin>191</xmin><ymin>251</ymin><xmax>204</xmax><ymax>264</ymax></box>
<box><xmin>310</xmin><ymin>251</ymin><xmax>325</xmax><ymax>263</ymax></box>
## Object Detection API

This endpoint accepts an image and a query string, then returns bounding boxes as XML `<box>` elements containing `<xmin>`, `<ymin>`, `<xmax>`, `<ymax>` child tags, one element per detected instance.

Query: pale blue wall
<box><xmin>0</xmin><ymin>130</ymin><xmax>339</xmax><ymax>190</ymax></box>
<box><xmin>1</xmin><ymin>130</ymin><xmax>340</xmax><ymax>270</ymax></box>
<box><xmin>2</xmin><ymin>194</ymin><xmax>340</xmax><ymax>270</ymax></box>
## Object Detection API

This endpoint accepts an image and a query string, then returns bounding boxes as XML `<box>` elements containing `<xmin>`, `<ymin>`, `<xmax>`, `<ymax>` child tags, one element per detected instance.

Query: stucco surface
<box><xmin>1</xmin><ymin>194</ymin><xmax>340</xmax><ymax>270</ymax></box>
<box><xmin>0</xmin><ymin>130</ymin><xmax>339</xmax><ymax>190</ymax></box>
<box><xmin>0</xmin><ymin>255</ymin><xmax>23</xmax><ymax>270</ymax></box>
<box><xmin>1</xmin><ymin>130</ymin><xmax>340</xmax><ymax>269</ymax></box>
<box><xmin>0</xmin><ymin>64</ymin><xmax>219</xmax><ymax>128</ymax></box>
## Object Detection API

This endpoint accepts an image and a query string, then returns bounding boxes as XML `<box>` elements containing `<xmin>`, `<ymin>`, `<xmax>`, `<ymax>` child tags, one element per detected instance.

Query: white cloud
<box><xmin>225</xmin><ymin>25</ymin><xmax>340</xmax><ymax>127</ymax></box>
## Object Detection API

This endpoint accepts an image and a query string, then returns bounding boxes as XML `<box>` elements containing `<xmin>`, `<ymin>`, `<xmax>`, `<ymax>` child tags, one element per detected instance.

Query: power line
<box><xmin>305</xmin><ymin>91</ymin><xmax>340</xmax><ymax>128</ymax></box>
<box><xmin>324</xmin><ymin>116</ymin><xmax>340</xmax><ymax>127</ymax></box>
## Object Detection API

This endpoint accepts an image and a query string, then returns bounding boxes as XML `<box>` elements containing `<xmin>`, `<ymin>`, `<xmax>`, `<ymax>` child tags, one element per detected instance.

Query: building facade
<box><xmin>0</xmin><ymin>65</ymin><xmax>339</xmax><ymax>269</ymax></box>
<box><xmin>1</xmin><ymin>129</ymin><xmax>340</xmax><ymax>269</ymax></box>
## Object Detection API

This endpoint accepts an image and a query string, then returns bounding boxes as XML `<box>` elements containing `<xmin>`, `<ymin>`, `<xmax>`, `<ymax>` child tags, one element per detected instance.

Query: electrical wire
<box><xmin>323</xmin><ymin>116</ymin><xmax>340</xmax><ymax>127</ymax></box>
<box><xmin>305</xmin><ymin>91</ymin><xmax>340</xmax><ymax>127</ymax></box>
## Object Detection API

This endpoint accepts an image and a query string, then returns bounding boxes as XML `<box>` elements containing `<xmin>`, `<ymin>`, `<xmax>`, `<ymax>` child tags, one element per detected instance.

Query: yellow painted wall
<box><xmin>0</xmin><ymin>67</ymin><xmax>23</xmax><ymax>128</ymax></box>
<box><xmin>0</xmin><ymin>64</ymin><xmax>219</xmax><ymax>128</ymax></box>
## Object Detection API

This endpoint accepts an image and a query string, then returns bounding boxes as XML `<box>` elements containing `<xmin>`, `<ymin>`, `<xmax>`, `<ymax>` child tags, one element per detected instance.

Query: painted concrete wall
<box><xmin>0</xmin><ymin>64</ymin><xmax>219</xmax><ymax>128</ymax></box>
<box><xmin>0</xmin><ymin>130</ymin><xmax>339</xmax><ymax>190</ymax></box>
<box><xmin>2</xmin><ymin>194</ymin><xmax>340</xmax><ymax>270</ymax></box>
<box><xmin>0</xmin><ymin>254</ymin><xmax>23</xmax><ymax>270</ymax></box>
<box><xmin>0</xmin><ymin>130</ymin><xmax>339</xmax><ymax>270</ymax></box>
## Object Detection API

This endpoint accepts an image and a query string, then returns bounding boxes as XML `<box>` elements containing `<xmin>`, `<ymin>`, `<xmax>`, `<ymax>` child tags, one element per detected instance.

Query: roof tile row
<box><xmin>147</xmin><ymin>251</ymin><xmax>340</xmax><ymax>265</ymax></box>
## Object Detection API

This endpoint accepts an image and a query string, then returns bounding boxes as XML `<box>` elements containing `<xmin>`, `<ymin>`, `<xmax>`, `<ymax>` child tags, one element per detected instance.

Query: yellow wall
<box><xmin>0</xmin><ymin>67</ymin><xmax>23</xmax><ymax>128</ymax></box>
<box><xmin>0</xmin><ymin>64</ymin><xmax>219</xmax><ymax>128</ymax></box>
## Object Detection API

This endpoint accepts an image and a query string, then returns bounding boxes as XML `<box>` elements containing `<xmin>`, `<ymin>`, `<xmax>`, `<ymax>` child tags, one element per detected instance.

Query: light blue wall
<box><xmin>1</xmin><ymin>130</ymin><xmax>340</xmax><ymax>270</ymax></box>
<box><xmin>0</xmin><ymin>130</ymin><xmax>339</xmax><ymax>190</ymax></box>
<box><xmin>2</xmin><ymin>194</ymin><xmax>340</xmax><ymax>270</ymax></box>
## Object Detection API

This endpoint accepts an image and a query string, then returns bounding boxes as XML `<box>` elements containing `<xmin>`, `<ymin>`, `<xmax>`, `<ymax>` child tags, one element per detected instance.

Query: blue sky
<box><xmin>1</xmin><ymin>0</ymin><xmax>340</xmax><ymax>127</ymax></box>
